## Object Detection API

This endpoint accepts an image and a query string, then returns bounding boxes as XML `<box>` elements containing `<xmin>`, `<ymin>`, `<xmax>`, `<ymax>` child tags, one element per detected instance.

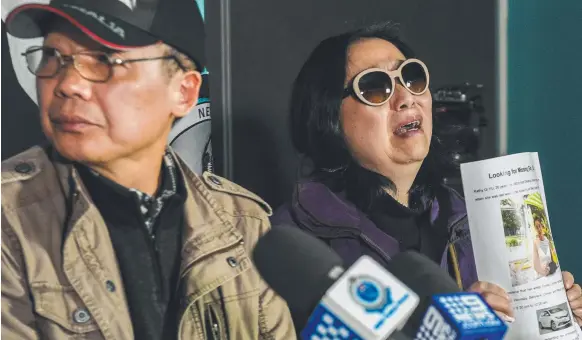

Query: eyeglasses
<box><xmin>22</xmin><ymin>46</ymin><xmax>185</xmax><ymax>82</ymax></box>
<box><xmin>343</xmin><ymin>58</ymin><xmax>430</xmax><ymax>106</ymax></box>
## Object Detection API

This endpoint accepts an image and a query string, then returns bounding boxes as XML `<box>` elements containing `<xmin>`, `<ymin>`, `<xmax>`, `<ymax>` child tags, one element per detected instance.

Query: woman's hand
<box><xmin>467</xmin><ymin>281</ymin><xmax>515</xmax><ymax>323</ymax></box>
<box><xmin>563</xmin><ymin>271</ymin><xmax>582</xmax><ymax>326</ymax></box>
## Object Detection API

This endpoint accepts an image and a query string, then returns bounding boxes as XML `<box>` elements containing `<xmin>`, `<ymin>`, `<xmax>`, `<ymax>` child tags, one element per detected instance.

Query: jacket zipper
<box><xmin>360</xmin><ymin>233</ymin><xmax>392</xmax><ymax>264</ymax></box>
<box><xmin>205</xmin><ymin>306</ymin><xmax>222</xmax><ymax>340</ymax></box>
<box><xmin>143</xmin><ymin>229</ymin><xmax>164</xmax><ymax>299</ymax></box>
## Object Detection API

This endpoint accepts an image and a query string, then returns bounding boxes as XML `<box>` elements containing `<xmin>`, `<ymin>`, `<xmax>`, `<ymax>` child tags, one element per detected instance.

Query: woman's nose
<box><xmin>390</xmin><ymin>80</ymin><xmax>414</xmax><ymax>110</ymax></box>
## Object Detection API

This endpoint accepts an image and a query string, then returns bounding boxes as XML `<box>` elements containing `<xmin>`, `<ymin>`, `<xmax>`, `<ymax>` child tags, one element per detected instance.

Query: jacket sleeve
<box><xmin>256</xmin><ymin>218</ymin><xmax>297</xmax><ymax>340</ymax></box>
<box><xmin>2</xmin><ymin>216</ymin><xmax>39</xmax><ymax>340</ymax></box>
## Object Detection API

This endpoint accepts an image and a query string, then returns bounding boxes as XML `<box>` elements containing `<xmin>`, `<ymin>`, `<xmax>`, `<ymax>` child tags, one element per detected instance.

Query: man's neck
<box><xmin>84</xmin><ymin>149</ymin><xmax>168</xmax><ymax>196</ymax></box>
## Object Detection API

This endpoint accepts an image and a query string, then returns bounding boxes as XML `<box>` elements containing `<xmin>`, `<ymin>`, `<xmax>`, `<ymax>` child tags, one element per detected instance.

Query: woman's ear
<box><xmin>171</xmin><ymin>70</ymin><xmax>202</xmax><ymax>119</ymax></box>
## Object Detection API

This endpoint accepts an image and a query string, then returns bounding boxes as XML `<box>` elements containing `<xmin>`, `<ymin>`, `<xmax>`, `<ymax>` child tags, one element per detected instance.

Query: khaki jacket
<box><xmin>1</xmin><ymin>146</ymin><xmax>296</xmax><ymax>340</ymax></box>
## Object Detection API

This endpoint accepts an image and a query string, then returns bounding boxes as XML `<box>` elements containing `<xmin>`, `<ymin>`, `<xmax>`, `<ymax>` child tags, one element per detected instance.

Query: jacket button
<box><xmin>209</xmin><ymin>176</ymin><xmax>221</xmax><ymax>186</ymax></box>
<box><xmin>227</xmin><ymin>257</ymin><xmax>238</xmax><ymax>267</ymax></box>
<box><xmin>105</xmin><ymin>280</ymin><xmax>116</xmax><ymax>292</ymax></box>
<box><xmin>73</xmin><ymin>308</ymin><xmax>91</xmax><ymax>324</ymax></box>
<box><xmin>14</xmin><ymin>162</ymin><xmax>33</xmax><ymax>174</ymax></box>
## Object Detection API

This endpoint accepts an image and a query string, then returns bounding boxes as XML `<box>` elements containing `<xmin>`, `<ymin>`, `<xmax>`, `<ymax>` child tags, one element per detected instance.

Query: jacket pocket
<box><xmin>30</xmin><ymin>282</ymin><xmax>101</xmax><ymax>338</ymax></box>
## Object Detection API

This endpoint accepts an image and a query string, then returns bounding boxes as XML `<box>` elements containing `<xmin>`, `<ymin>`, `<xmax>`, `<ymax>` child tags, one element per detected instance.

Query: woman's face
<box><xmin>341</xmin><ymin>38</ymin><xmax>433</xmax><ymax>176</ymax></box>
<box><xmin>535</xmin><ymin>220</ymin><xmax>544</xmax><ymax>235</ymax></box>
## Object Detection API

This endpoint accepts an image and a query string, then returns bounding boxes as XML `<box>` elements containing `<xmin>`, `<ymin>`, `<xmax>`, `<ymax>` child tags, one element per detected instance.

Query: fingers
<box><xmin>469</xmin><ymin>281</ymin><xmax>510</xmax><ymax>300</ymax></box>
<box><xmin>562</xmin><ymin>273</ymin><xmax>582</xmax><ymax>327</ymax></box>
<box><xmin>567</xmin><ymin>284</ymin><xmax>582</xmax><ymax>305</ymax></box>
<box><xmin>563</xmin><ymin>271</ymin><xmax>574</xmax><ymax>290</ymax></box>
<box><xmin>468</xmin><ymin>281</ymin><xmax>513</xmax><ymax>318</ymax></box>
<box><xmin>481</xmin><ymin>291</ymin><xmax>514</xmax><ymax>318</ymax></box>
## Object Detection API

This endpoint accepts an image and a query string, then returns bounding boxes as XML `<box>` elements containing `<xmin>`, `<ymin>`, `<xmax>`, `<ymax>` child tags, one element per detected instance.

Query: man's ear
<box><xmin>171</xmin><ymin>70</ymin><xmax>202</xmax><ymax>119</ymax></box>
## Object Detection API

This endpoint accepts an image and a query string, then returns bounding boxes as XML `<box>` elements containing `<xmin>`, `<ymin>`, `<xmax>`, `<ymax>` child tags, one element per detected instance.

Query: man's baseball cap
<box><xmin>5</xmin><ymin>0</ymin><xmax>206</xmax><ymax>69</ymax></box>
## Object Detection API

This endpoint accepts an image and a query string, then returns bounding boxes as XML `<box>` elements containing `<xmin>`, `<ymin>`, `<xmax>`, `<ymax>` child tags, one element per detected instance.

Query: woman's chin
<box><xmin>392</xmin><ymin>145</ymin><xmax>430</xmax><ymax>164</ymax></box>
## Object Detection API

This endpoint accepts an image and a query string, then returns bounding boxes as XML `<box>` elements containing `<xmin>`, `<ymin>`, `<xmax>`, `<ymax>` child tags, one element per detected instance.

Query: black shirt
<box><xmin>366</xmin><ymin>192</ymin><xmax>448</xmax><ymax>263</ymax></box>
<box><xmin>77</xmin><ymin>152</ymin><xmax>186</xmax><ymax>340</ymax></box>
<box><xmin>343</xmin><ymin>165</ymin><xmax>449</xmax><ymax>263</ymax></box>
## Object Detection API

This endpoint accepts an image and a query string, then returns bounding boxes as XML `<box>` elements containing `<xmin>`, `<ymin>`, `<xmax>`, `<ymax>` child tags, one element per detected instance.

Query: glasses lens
<box><xmin>75</xmin><ymin>53</ymin><xmax>111</xmax><ymax>81</ymax></box>
<box><xmin>401</xmin><ymin>61</ymin><xmax>428</xmax><ymax>94</ymax></box>
<box><xmin>358</xmin><ymin>71</ymin><xmax>392</xmax><ymax>104</ymax></box>
<box><xmin>25</xmin><ymin>47</ymin><xmax>59</xmax><ymax>77</ymax></box>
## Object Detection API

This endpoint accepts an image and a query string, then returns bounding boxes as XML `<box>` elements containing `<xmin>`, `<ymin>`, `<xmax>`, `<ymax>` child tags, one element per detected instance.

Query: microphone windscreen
<box><xmin>386</xmin><ymin>251</ymin><xmax>461</xmax><ymax>295</ymax></box>
<box><xmin>252</xmin><ymin>225</ymin><xmax>344</xmax><ymax>322</ymax></box>
<box><xmin>385</xmin><ymin>251</ymin><xmax>461</xmax><ymax>335</ymax></box>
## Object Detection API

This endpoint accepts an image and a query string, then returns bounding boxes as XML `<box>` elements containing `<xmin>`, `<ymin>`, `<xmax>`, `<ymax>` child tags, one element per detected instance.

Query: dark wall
<box><xmin>2</xmin><ymin>2</ymin><xmax>498</xmax><ymax>210</ymax></box>
<box><xmin>1</xmin><ymin>23</ymin><xmax>45</xmax><ymax>160</ymax></box>
<box><xmin>227</xmin><ymin>0</ymin><xmax>498</xmax><ymax>208</ymax></box>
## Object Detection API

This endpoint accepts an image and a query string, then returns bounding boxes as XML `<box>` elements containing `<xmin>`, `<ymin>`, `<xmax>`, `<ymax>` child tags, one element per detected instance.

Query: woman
<box><xmin>271</xmin><ymin>22</ymin><xmax>582</xmax><ymax>329</ymax></box>
<box><xmin>533</xmin><ymin>217</ymin><xmax>554</xmax><ymax>277</ymax></box>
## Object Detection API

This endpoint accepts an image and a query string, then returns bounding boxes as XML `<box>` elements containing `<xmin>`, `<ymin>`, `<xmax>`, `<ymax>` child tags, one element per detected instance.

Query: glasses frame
<box><xmin>343</xmin><ymin>58</ymin><xmax>430</xmax><ymax>107</ymax></box>
<box><xmin>21</xmin><ymin>46</ymin><xmax>186</xmax><ymax>83</ymax></box>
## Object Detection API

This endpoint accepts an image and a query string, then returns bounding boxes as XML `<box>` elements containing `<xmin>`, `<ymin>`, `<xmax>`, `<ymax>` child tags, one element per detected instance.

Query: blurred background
<box><xmin>2</xmin><ymin>0</ymin><xmax>581</xmax><ymax>277</ymax></box>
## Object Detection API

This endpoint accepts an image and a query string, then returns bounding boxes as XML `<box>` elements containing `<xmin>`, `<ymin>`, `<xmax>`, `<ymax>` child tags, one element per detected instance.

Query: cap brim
<box><xmin>5</xmin><ymin>3</ymin><xmax>159</xmax><ymax>50</ymax></box>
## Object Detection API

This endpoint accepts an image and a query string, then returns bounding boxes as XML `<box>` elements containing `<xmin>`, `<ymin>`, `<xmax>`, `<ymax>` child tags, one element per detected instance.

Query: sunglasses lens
<box><xmin>358</xmin><ymin>71</ymin><xmax>392</xmax><ymax>104</ymax></box>
<box><xmin>401</xmin><ymin>61</ymin><xmax>428</xmax><ymax>94</ymax></box>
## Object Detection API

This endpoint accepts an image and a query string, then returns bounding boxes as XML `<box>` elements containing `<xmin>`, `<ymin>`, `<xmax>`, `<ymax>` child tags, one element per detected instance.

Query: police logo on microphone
<box><xmin>349</xmin><ymin>275</ymin><xmax>392</xmax><ymax>313</ymax></box>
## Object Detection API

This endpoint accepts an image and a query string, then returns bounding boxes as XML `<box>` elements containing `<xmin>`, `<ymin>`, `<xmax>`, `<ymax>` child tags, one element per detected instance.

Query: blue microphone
<box><xmin>413</xmin><ymin>293</ymin><xmax>507</xmax><ymax>339</ymax></box>
<box><xmin>383</xmin><ymin>252</ymin><xmax>508</xmax><ymax>340</ymax></box>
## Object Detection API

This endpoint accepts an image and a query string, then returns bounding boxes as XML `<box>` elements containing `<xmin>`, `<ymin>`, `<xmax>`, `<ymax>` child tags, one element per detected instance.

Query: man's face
<box><xmin>38</xmin><ymin>21</ymin><xmax>198</xmax><ymax>165</ymax></box>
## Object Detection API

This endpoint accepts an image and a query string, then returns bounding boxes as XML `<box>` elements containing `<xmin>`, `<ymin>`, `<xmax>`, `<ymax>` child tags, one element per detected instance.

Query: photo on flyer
<box><xmin>536</xmin><ymin>302</ymin><xmax>574</xmax><ymax>335</ymax></box>
<box><xmin>502</xmin><ymin>192</ymin><xmax>560</xmax><ymax>287</ymax></box>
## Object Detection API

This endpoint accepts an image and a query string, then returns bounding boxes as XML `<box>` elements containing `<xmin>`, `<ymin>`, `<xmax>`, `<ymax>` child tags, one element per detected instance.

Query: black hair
<box><xmin>289</xmin><ymin>22</ymin><xmax>452</xmax><ymax>211</ymax></box>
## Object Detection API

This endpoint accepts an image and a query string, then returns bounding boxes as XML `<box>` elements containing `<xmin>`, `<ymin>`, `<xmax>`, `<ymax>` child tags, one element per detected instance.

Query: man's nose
<box><xmin>53</xmin><ymin>61</ymin><xmax>93</xmax><ymax>100</ymax></box>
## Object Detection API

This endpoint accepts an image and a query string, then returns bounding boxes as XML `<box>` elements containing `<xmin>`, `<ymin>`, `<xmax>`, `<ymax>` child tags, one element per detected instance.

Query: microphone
<box><xmin>253</xmin><ymin>225</ymin><xmax>420</xmax><ymax>339</ymax></box>
<box><xmin>253</xmin><ymin>226</ymin><xmax>509</xmax><ymax>339</ymax></box>
<box><xmin>385</xmin><ymin>252</ymin><xmax>508</xmax><ymax>339</ymax></box>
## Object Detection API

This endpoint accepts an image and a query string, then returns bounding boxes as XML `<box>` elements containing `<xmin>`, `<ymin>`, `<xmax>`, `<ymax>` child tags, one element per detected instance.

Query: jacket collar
<box><xmin>294</xmin><ymin>179</ymin><xmax>360</xmax><ymax>229</ymax></box>
<box><xmin>291</xmin><ymin>177</ymin><xmax>468</xmax><ymax>239</ymax></box>
<box><xmin>49</xmin><ymin>146</ymin><xmax>244</xmax><ymax>276</ymax></box>
<box><xmin>175</xmin><ymin>157</ymin><xmax>244</xmax><ymax>275</ymax></box>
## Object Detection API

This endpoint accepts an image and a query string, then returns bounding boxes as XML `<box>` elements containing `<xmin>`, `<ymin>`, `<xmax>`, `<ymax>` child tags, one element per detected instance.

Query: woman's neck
<box><xmin>376</xmin><ymin>161</ymin><xmax>422</xmax><ymax>208</ymax></box>
<box><xmin>382</xmin><ymin>170</ymin><xmax>419</xmax><ymax>208</ymax></box>
<box><xmin>384</xmin><ymin>187</ymin><xmax>410</xmax><ymax>207</ymax></box>
<box><xmin>344</xmin><ymin>161</ymin><xmax>423</xmax><ymax>210</ymax></box>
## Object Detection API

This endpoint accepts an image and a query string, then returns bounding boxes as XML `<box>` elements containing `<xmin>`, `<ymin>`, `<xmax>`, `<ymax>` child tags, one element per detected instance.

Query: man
<box><xmin>1</xmin><ymin>0</ymin><xmax>296</xmax><ymax>339</ymax></box>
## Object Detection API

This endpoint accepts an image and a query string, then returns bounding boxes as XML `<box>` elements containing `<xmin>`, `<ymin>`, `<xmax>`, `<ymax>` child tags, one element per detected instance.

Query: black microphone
<box><xmin>252</xmin><ymin>224</ymin><xmax>345</xmax><ymax>329</ymax></box>
<box><xmin>383</xmin><ymin>251</ymin><xmax>462</xmax><ymax>336</ymax></box>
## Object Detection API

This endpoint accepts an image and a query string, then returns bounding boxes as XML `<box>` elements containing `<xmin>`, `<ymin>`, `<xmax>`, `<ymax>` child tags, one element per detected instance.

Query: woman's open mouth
<box><xmin>394</xmin><ymin>120</ymin><xmax>422</xmax><ymax>136</ymax></box>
